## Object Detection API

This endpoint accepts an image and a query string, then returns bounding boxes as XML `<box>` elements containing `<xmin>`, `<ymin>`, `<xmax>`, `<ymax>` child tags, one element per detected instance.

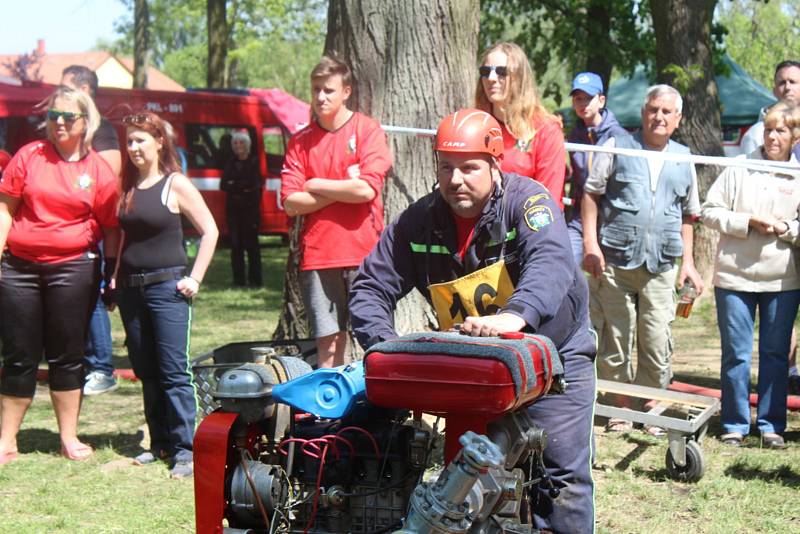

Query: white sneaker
<box><xmin>84</xmin><ymin>371</ymin><xmax>119</xmax><ymax>396</ymax></box>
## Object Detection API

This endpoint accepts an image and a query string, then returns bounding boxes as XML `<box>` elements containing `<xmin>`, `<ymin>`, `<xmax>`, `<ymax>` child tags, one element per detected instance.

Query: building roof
<box><xmin>0</xmin><ymin>47</ymin><xmax>184</xmax><ymax>92</ymax></box>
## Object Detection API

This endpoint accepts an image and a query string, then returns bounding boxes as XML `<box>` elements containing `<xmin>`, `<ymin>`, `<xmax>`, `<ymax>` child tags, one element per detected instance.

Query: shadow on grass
<box><xmin>724</xmin><ymin>459</ymin><xmax>800</xmax><ymax>488</ymax></box>
<box><xmin>17</xmin><ymin>427</ymin><xmax>144</xmax><ymax>456</ymax></box>
<box><xmin>612</xmin><ymin>434</ymin><xmax>656</xmax><ymax>472</ymax></box>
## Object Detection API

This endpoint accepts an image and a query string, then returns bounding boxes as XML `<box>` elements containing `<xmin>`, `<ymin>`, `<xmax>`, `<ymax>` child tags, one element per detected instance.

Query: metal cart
<box><xmin>595</xmin><ymin>379</ymin><xmax>720</xmax><ymax>482</ymax></box>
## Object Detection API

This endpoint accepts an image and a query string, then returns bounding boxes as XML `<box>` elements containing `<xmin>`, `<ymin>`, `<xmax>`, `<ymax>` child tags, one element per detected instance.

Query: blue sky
<box><xmin>2</xmin><ymin>1</ymin><xmax>128</xmax><ymax>55</ymax></box>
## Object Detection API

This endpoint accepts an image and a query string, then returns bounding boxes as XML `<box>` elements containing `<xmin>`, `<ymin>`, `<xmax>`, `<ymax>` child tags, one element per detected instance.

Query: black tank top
<box><xmin>119</xmin><ymin>174</ymin><xmax>187</xmax><ymax>272</ymax></box>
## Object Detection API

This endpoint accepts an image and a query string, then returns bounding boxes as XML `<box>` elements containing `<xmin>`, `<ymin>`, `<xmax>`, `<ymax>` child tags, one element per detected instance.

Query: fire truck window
<box><xmin>185</xmin><ymin>124</ymin><xmax>256</xmax><ymax>170</ymax></box>
<box><xmin>263</xmin><ymin>127</ymin><xmax>286</xmax><ymax>175</ymax></box>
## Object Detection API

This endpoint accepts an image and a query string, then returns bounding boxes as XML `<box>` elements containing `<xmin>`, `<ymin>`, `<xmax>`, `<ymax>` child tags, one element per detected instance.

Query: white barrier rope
<box><xmin>380</xmin><ymin>124</ymin><xmax>800</xmax><ymax>177</ymax></box>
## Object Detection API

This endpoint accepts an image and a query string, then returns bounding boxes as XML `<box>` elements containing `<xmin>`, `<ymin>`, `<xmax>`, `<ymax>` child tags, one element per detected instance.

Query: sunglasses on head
<box><xmin>122</xmin><ymin>114</ymin><xmax>153</xmax><ymax>126</ymax></box>
<box><xmin>46</xmin><ymin>109</ymin><xmax>86</xmax><ymax>123</ymax></box>
<box><xmin>479</xmin><ymin>65</ymin><xmax>509</xmax><ymax>78</ymax></box>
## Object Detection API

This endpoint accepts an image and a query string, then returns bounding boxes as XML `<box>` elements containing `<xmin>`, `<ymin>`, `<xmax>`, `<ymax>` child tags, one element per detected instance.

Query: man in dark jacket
<box><xmin>221</xmin><ymin>130</ymin><xmax>263</xmax><ymax>287</ymax></box>
<box><xmin>566</xmin><ymin>72</ymin><xmax>627</xmax><ymax>265</ymax></box>
<box><xmin>349</xmin><ymin>109</ymin><xmax>596</xmax><ymax>534</ymax></box>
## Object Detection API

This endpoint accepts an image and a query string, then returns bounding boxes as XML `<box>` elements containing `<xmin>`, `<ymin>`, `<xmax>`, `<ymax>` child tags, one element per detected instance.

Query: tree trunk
<box><xmin>650</xmin><ymin>0</ymin><xmax>722</xmax><ymax>284</ymax></box>
<box><xmin>584</xmin><ymin>0</ymin><xmax>613</xmax><ymax>91</ymax></box>
<box><xmin>133</xmin><ymin>0</ymin><xmax>150</xmax><ymax>89</ymax></box>
<box><xmin>207</xmin><ymin>0</ymin><xmax>227</xmax><ymax>88</ymax></box>
<box><xmin>328</xmin><ymin>0</ymin><xmax>479</xmax><ymax>344</ymax></box>
<box><xmin>272</xmin><ymin>218</ymin><xmax>308</xmax><ymax>341</ymax></box>
<box><xmin>274</xmin><ymin>0</ymin><xmax>480</xmax><ymax>350</ymax></box>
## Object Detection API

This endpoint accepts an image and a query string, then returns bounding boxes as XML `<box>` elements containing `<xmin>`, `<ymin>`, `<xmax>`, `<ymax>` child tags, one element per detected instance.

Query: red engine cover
<box><xmin>364</xmin><ymin>334</ymin><xmax>553</xmax><ymax>416</ymax></box>
<box><xmin>366</xmin><ymin>354</ymin><xmax>517</xmax><ymax>415</ymax></box>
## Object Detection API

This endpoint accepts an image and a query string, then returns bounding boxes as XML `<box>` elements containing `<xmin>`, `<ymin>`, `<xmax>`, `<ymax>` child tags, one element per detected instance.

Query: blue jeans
<box><xmin>566</xmin><ymin>217</ymin><xmax>584</xmax><ymax>268</ymax></box>
<box><xmin>84</xmin><ymin>296</ymin><xmax>114</xmax><ymax>376</ymax></box>
<box><xmin>715</xmin><ymin>287</ymin><xmax>800</xmax><ymax>435</ymax></box>
<box><xmin>117</xmin><ymin>275</ymin><xmax>196</xmax><ymax>462</ymax></box>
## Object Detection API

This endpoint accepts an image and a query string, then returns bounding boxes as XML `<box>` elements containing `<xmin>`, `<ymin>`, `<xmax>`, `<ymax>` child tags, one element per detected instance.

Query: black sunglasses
<box><xmin>122</xmin><ymin>114</ymin><xmax>153</xmax><ymax>125</ymax></box>
<box><xmin>46</xmin><ymin>109</ymin><xmax>86</xmax><ymax>123</ymax></box>
<box><xmin>479</xmin><ymin>65</ymin><xmax>509</xmax><ymax>78</ymax></box>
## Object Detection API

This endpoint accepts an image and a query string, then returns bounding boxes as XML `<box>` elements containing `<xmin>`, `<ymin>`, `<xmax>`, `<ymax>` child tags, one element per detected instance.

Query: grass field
<box><xmin>1</xmin><ymin>243</ymin><xmax>799</xmax><ymax>533</ymax></box>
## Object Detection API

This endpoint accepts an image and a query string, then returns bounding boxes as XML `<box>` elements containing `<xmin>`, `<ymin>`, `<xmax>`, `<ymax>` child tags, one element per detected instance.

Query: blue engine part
<box><xmin>271</xmin><ymin>360</ymin><xmax>366</xmax><ymax>418</ymax></box>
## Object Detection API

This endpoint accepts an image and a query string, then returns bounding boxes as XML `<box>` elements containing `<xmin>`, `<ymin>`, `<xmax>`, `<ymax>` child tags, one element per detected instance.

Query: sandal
<box><xmin>762</xmin><ymin>433</ymin><xmax>787</xmax><ymax>450</ymax></box>
<box><xmin>644</xmin><ymin>425</ymin><xmax>667</xmax><ymax>438</ymax></box>
<box><xmin>61</xmin><ymin>441</ymin><xmax>94</xmax><ymax>461</ymax></box>
<box><xmin>720</xmin><ymin>432</ymin><xmax>743</xmax><ymax>447</ymax></box>
<box><xmin>0</xmin><ymin>450</ymin><xmax>19</xmax><ymax>466</ymax></box>
<box><xmin>606</xmin><ymin>418</ymin><xmax>633</xmax><ymax>433</ymax></box>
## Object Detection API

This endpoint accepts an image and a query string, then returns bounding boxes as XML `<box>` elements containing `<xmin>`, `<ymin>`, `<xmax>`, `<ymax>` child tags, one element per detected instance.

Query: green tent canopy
<box><xmin>605</xmin><ymin>55</ymin><xmax>775</xmax><ymax>129</ymax></box>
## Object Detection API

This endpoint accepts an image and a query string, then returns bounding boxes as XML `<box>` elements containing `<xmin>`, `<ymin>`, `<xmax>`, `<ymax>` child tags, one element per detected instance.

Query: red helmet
<box><xmin>435</xmin><ymin>109</ymin><xmax>504</xmax><ymax>159</ymax></box>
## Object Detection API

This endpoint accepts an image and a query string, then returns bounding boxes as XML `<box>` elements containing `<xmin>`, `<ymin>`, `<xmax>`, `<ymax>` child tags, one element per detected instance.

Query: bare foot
<box><xmin>61</xmin><ymin>440</ymin><xmax>94</xmax><ymax>461</ymax></box>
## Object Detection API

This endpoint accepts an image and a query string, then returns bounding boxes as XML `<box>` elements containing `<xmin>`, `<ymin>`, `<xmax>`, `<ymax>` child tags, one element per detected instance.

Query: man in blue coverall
<box><xmin>349</xmin><ymin>109</ymin><xmax>597</xmax><ymax>533</ymax></box>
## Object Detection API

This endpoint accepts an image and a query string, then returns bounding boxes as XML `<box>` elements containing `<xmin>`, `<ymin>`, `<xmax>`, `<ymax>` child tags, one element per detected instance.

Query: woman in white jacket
<box><xmin>702</xmin><ymin>101</ymin><xmax>800</xmax><ymax>449</ymax></box>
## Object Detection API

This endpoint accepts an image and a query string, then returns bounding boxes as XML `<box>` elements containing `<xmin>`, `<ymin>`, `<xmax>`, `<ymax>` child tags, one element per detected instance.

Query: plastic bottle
<box><xmin>676</xmin><ymin>281</ymin><xmax>697</xmax><ymax>318</ymax></box>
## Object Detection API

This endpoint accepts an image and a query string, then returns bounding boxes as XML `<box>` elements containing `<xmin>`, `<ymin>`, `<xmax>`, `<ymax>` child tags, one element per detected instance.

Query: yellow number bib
<box><xmin>428</xmin><ymin>259</ymin><xmax>515</xmax><ymax>330</ymax></box>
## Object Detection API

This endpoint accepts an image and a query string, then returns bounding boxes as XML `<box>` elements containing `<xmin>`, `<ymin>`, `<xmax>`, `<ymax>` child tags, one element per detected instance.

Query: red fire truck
<box><xmin>0</xmin><ymin>81</ymin><xmax>310</xmax><ymax>237</ymax></box>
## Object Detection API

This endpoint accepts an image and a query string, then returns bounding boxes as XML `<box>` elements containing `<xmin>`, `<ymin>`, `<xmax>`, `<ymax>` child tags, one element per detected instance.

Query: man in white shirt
<box><xmin>741</xmin><ymin>60</ymin><xmax>800</xmax><ymax>156</ymax></box>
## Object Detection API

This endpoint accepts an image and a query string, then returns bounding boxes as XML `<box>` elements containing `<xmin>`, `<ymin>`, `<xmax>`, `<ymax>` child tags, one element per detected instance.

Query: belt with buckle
<box><xmin>121</xmin><ymin>269</ymin><xmax>185</xmax><ymax>288</ymax></box>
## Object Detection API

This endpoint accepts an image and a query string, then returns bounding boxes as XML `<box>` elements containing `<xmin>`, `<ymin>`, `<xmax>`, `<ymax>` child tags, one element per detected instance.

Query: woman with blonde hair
<box><xmin>475</xmin><ymin>42</ymin><xmax>567</xmax><ymax>209</ymax></box>
<box><xmin>0</xmin><ymin>86</ymin><xmax>120</xmax><ymax>464</ymax></box>
<box><xmin>702</xmin><ymin>100</ymin><xmax>800</xmax><ymax>449</ymax></box>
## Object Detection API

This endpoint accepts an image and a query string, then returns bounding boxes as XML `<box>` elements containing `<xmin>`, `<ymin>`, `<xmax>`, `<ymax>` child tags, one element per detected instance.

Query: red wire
<box><xmin>320</xmin><ymin>434</ymin><xmax>355</xmax><ymax>459</ymax></box>
<box><xmin>277</xmin><ymin>426</ymin><xmax>382</xmax><ymax>533</ymax></box>
<box><xmin>304</xmin><ymin>441</ymin><xmax>328</xmax><ymax>534</ymax></box>
<box><xmin>302</xmin><ymin>438</ymin><xmax>330</xmax><ymax>459</ymax></box>
<box><xmin>337</xmin><ymin>426</ymin><xmax>382</xmax><ymax>458</ymax></box>
<box><xmin>277</xmin><ymin>437</ymin><xmax>320</xmax><ymax>458</ymax></box>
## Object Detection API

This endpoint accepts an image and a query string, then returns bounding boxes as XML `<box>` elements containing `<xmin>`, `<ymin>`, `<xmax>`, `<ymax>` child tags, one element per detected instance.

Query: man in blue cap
<box><xmin>566</xmin><ymin>72</ymin><xmax>627</xmax><ymax>265</ymax></box>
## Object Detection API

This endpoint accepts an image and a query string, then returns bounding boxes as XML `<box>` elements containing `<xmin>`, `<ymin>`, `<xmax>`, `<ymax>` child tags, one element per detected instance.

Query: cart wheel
<box><xmin>665</xmin><ymin>439</ymin><xmax>705</xmax><ymax>483</ymax></box>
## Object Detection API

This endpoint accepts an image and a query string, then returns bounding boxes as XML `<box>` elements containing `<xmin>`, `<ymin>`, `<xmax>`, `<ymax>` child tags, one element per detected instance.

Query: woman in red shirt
<box><xmin>0</xmin><ymin>87</ymin><xmax>120</xmax><ymax>465</ymax></box>
<box><xmin>475</xmin><ymin>42</ymin><xmax>567</xmax><ymax>210</ymax></box>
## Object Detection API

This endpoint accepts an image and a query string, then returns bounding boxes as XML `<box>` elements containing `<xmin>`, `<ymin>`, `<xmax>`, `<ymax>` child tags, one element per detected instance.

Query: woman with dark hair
<box><xmin>0</xmin><ymin>87</ymin><xmax>119</xmax><ymax>465</ymax></box>
<box><xmin>115</xmin><ymin>111</ymin><xmax>217</xmax><ymax>478</ymax></box>
<box><xmin>475</xmin><ymin>42</ymin><xmax>567</xmax><ymax>210</ymax></box>
<box><xmin>221</xmin><ymin>130</ymin><xmax>262</xmax><ymax>287</ymax></box>
<box><xmin>702</xmin><ymin>101</ymin><xmax>800</xmax><ymax>449</ymax></box>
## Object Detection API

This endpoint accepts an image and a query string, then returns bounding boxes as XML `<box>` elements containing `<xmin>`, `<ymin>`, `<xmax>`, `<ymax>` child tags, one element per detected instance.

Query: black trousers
<box><xmin>0</xmin><ymin>253</ymin><xmax>99</xmax><ymax>397</ymax></box>
<box><xmin>227</xmin><ymin>197</ymin><xmax>262</xmax><ymax>286</ymax></box>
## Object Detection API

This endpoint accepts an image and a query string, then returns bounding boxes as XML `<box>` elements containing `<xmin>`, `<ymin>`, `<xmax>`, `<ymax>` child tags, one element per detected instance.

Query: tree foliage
<box><xmin>718</xmin><ymin>0</ymin><xmax>800</xmax><ymax>90</ymax></box>
<box><xmin>480</xmin><ymin>0</ymin><xmax>654</xmax><ymax>105</ymax></box>
<box><xmin>99</xmin><ymin>0</ymin><xmax>326</xmax><ymax>96</ymax></box>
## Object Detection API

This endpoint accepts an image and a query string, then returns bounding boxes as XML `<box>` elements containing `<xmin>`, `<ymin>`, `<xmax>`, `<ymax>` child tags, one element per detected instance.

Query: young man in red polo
<box><xmin>281</xmin><ymin>55</ymin><xmax>392</xmax><ymax>368</ymax></box>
